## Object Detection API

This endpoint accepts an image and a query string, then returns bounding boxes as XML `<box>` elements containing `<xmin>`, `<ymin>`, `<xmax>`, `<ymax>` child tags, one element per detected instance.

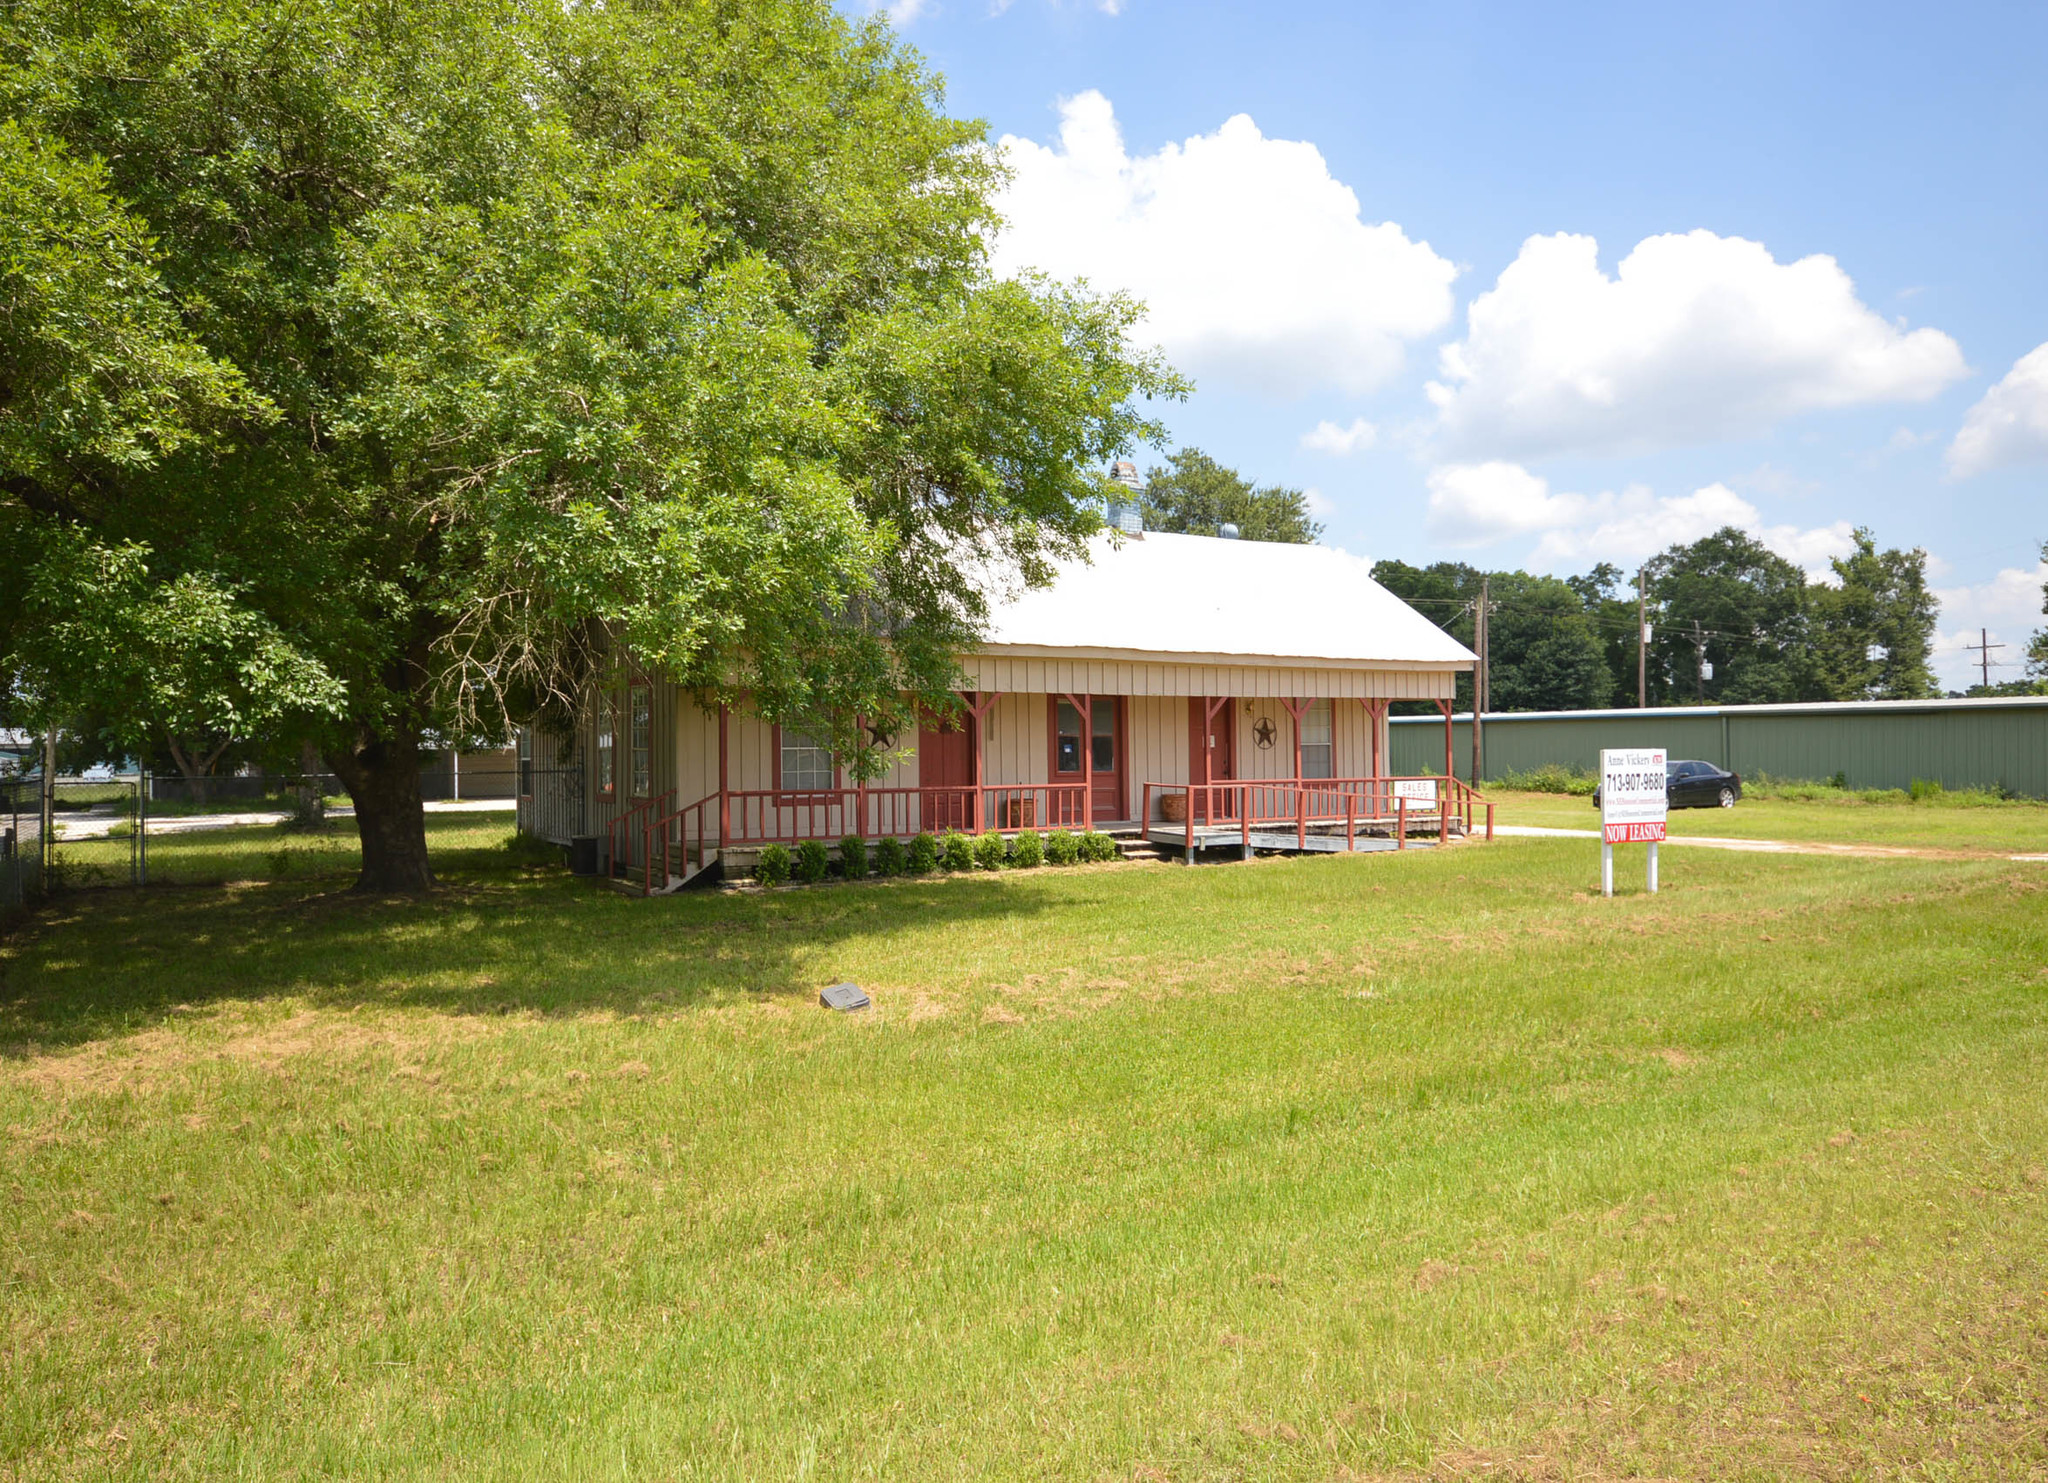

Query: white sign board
<box><xmin>1600</xmin><ymin>748</ymin><xmax>1667</xmax><ymax>844</ymax></box>
<box><xmin>1392</xmin><ymin>778</ymin><xmax>1439</xmax><ymax>805</ymax></box>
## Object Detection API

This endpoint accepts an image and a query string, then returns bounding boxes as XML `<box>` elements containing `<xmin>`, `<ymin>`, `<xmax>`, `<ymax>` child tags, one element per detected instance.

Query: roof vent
<box><xmin>1219</xmin><ymin>522</ymin><xmax>1240</xmax><ymax>540</ymax></box>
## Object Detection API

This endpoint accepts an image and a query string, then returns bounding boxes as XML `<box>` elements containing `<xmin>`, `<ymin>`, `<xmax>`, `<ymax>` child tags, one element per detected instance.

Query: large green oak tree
<box><xmin>0</xmin><ymin>0</ymin><xmax>1182</xmax><ymax>890</ymax></box>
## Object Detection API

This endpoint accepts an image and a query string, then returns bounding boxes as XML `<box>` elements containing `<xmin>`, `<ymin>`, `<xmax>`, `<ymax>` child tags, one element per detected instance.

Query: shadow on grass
<box><xmin>0</xmin><ymin>835</ymin><xmax>1058</xmax><ymax>1055</ymax></box>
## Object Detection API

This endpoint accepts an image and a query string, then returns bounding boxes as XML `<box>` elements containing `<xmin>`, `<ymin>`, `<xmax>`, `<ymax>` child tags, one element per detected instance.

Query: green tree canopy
<box><xmin>1138</xmin><ymin>449</ymin><xmax>1321</xmax><ymax>543</ymax></box>
<box><xmin>1646</xmin><ymin>528</ymin><xmax>1808</xmax><ymax>704</ymax></box>
<box><xmin>0</xmin><ymin>0</ymin><xmax>1181</xmax><ymax>889</ymax></box>
<box><xmin>1368</xmin><ymin>560</ymin><xmax>1611</xmax><ymax>714</ymax></box>
<box><xmin>1802</xmin><ymin>530</ymin><xmax>1939</xmax><ymax>700</ymax></box>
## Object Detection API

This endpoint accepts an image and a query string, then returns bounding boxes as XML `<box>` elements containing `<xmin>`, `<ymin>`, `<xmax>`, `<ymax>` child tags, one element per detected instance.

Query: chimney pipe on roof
<box><xmin>1104</xmin><ymin>461</ymin><xmax>1144</xmax><ymax>535</ymax></box>
<box><xmin>1219</xmin><ymin>522</ymin><xmax>1240</xmax><ymax>540</ymax></box>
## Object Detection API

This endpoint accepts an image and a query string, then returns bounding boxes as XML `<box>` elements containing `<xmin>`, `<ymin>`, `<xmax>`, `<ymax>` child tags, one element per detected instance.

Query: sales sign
<box><xmin>1393</xmin><ymin>779</ymin><xmax>1439</xmax><ymax>805</ymax></box>
<box><xmin>1600</xmin><ymin>748</ymin><xmax>1667</xmax><ymax>844</ymax></box>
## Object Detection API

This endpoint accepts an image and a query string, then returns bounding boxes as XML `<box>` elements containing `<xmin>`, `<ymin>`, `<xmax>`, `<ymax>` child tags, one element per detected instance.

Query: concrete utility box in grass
<box><xmin>819</xmin><ymin>983</ymin><xmax>870</xmax><ymax>1012</ymax></box>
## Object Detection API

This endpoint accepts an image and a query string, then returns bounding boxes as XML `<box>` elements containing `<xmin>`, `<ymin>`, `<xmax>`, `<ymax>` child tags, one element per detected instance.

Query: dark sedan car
<box><xmin>1592</xmin><ymin>759</ymin><xmax>1743</xmax><ymax>809</ymax></box>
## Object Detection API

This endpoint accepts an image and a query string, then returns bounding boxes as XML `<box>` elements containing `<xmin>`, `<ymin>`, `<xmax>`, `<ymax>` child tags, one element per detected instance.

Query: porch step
<box><xmin>1115</xmin><ymin>836</ymin><xmax>1167</xmax><ymax>862</ymax></box>
<box><xmin>602</xmin><ymin>857</ymin><xmax>722</xmax><ymax>896</ymax></box>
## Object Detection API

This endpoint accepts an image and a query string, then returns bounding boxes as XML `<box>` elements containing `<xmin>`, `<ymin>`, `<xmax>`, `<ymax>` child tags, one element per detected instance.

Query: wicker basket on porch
<box><xmin>1000</xmin><ymin>797</ymin><xmax>1037</xmax><ymax>829</ymax></box>
<box><xmin>1160</xmin><ymin>793</ymin><xmax>1188</xmax><ymax>823</ymax></box>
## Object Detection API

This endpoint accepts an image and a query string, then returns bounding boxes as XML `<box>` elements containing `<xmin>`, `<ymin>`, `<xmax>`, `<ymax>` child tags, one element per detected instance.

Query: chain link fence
<box><xmin>0</xmin><ymin>769</ymin><xmax>522</xmax><ymax>918</ymax></box>
<box><xmin>1</xmin><ymin>779</ymin><xmax>45</xmax><ymax>918</ymax></box>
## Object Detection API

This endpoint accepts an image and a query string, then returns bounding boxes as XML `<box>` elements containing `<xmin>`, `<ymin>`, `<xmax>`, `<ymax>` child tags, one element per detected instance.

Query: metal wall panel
<box><xmin>1391</xmin><ymin>700</ymin><xmax>2048</xmax><ymax>796</ymax></box>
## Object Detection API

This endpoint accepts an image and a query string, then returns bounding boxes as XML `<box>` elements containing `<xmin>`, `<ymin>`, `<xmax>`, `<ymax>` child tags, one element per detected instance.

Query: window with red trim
<box><xmin>596</xmin><ymin>693</ymin><xmax>617</xmax><ymax>797</ymax></box>
<box><xmin>629</xmin><ymin>685</ymin><xmax>651</xmax><ymax>797</ymax></box>
<box><xmin>774</xmin><ymin>725</ymin><xmax>838</xmax><ymax>794</ymax></box>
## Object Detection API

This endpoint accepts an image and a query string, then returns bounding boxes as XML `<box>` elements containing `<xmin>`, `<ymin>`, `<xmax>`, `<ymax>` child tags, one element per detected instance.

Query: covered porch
<box><xmin>607</xmin><ymin>686</ymin><xmax>1484</xmax><ymax>892</ymax></box>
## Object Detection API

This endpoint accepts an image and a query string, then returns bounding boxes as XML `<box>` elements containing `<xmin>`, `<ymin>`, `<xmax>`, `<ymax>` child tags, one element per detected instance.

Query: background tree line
<box><xmin>1139</xmin><ymin>450</ymin><xmax>2012</xmax><ymax>712</ymax></box>
<box><xmin>1373</xmin><ymin>527</ymin><xmax>1949</xmax><ymax>712</ymax></box>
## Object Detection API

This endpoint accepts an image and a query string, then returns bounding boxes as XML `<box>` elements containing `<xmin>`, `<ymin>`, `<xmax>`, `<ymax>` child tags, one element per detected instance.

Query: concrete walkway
<box><xmin>56</xmin><ymin>798</ymin><xmax>515</xmax><ymax>839</ymax></box>
<box><xmin>1493</xmin><ymin>823</ymin><xmax>2048</xmax><ymax>863</ymax></box>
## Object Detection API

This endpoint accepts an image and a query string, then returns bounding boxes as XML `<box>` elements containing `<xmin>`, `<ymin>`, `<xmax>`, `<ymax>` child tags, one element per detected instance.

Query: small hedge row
<box><xmin>753</xmin><ymin>828</ymin><xmax>1118</xmax><ymax>884</ymax></box>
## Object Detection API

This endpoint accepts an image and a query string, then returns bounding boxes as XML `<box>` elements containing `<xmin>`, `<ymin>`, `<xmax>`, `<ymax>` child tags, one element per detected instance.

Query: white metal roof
<box><xmin>980</xmin><ymin>531</ymin><xmax>1477</xmax><ymax>669</ymax></box>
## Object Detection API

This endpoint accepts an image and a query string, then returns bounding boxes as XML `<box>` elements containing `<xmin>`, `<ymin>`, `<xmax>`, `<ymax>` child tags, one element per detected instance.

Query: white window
<box><xmin>780</xmin><ymin>728</ymin><xmax>835</xmax><ymax>791</ymax></box>
<box><xmin>629</xmin><ymin>686</ymin><xmax>651</xmax><ymax>797</ymax></box>
<box><xmin>596</xmin><ymin>694</ymin><xmax>617</xmax><ymax>796</ymax></box>
<box><xmin>1300</xmin><ymin>700</ymin><xmax>1334</xmax><ymax>779</ymax></box>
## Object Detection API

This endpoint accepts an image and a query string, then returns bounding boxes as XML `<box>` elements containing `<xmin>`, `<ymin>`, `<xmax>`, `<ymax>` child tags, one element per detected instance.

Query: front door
<box><xmin>918</xmin><ymin>717</ymin><xmax>973</xmax><ymax>832</ymax></box>
<box><xmin>1053</xmin><ymin>696</ymin><xmax>1124</xmax><ymax>822</ymax></box>
<box><xmin>1188</xmin><ymin>697</ymin><xmax>1236</xmax><ymax>820</ymax></box>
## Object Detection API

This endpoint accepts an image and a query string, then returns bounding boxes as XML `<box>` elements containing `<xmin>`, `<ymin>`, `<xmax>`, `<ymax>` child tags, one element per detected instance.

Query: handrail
<box><xmin>1154</xmin><ymin>774</ymin><xmax>1494</xmax><ymax>852</ymax></box>
<box><xmin>713</xmin><ymin>784</ymin><xmax>1091</xmax><ymax>845</ymax></box>
<box><xmin>608</xmin><ymin>789</ymin><xmax>672</xmax><ymax>879</ymax></box>
<box><xmin>644</xmin><ymin>790</ymin><xmax>718</xmax><ymax>895</ymax></box>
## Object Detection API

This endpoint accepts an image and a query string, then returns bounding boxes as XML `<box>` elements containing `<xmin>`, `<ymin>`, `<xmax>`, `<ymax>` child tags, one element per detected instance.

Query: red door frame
<box><xmin>1188</xmin><ymin>696</ymin><xmax>1235</xmax><ymax>822</ymax></box>
<box><xmin>1049</xmin><ymin>694</ymin><xmax>1125</xmax><ymax>825</ymax></box>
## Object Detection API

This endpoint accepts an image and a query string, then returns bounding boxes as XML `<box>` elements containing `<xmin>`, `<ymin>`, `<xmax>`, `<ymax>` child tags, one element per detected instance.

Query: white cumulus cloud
<box><xmin>1428</xmin><ymin>230</ymin><xmax>1968</xmax><ymax>459</ymax></box>
<box><xmin>992</xmin><ymin>92</ymin><xmax>1456</xmax><ymax>396</ymax></box>
<box><xmin>1300</xmin><ymin>417</ymin><xmax>1378</xmax><ymax>455</ymax></box>
<box><xmin>1948</xmin><ymin>341</ymin><xmax>2048</xmax><ymax>477</ymax></box>
<box><xmin>1425</xmin><ymin>462</ymin><xmax>1593</xmax><ymax>546</ymax></box>
<box><xmin>1931</xmin><ymin>558</ymin><xmax>2047</xmax><ymax>689</ymax></box>
<box><xmin>1426</xmin><ymin>461</ymin><xmax>1858</xmax><ymax>575</ymax></box>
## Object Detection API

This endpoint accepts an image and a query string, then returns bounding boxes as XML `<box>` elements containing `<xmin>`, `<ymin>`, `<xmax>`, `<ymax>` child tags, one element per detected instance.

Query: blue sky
<box><xmin>847</xmin><ymin>0</ymin><xmax>2048</xmax><ymax>688</ymax></box>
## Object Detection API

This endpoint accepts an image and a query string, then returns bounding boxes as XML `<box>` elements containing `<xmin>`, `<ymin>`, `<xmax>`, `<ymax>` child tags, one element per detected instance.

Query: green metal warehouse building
<box><xmin>1390</xmin><ymin>696</ymin><xmax>2048</xmax><ymax>798</ymax></box>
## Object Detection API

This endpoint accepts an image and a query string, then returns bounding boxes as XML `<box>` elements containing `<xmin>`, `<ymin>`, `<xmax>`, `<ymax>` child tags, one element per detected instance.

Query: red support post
<box><xmin>717</xmin><ymin>703</ymin><xmax>730</xmax><ymax>851</ymax></box>
<box><xmin>969</xmin><ymin>691</ymin><xmax>984</xmax><ymax>834</ymax></box>
<box><xmin>1077</xmin><ymin>692</ymin><xmax>1093</xmax><ymax>832</ymax></box>
<box><xmin>1346</xmin><ymin>793</ymin><xmax>1355</xmax><ymax>853</ymax></box>
<box><xmin>1397</xmin><ymin>797</ymin><xmax>1407</xmax><ymax>850</ymax></box>
<box><xmin>1240</xmin><ymin>786</ymin><xmax>1250</xmax><ymax>858</ymax></box>
<box><xmin>1486</xmin><ymin>801</ymin><xmax>1495</xmax><ymax>842</ymax></box>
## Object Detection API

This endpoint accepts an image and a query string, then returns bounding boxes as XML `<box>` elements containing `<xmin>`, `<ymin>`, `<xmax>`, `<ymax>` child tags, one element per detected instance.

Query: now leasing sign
<box><xmin>1600</xmin><ymin>748</ymin><xmax>1668</xmax><ymax>843</ymax></box>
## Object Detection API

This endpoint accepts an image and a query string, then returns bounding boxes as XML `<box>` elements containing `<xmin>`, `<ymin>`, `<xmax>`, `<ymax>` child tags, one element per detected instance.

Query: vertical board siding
<box><xmin>981</xmin><ymin>693</ymin><xmax>1048</xmax><ymax>786</ymax></box>
<box><xmin>1391</xmin><ymin>702</ymin><xmax>2048</xmax><ymax>797</ymax></box>
<box><xmin>1128</xmin><ymin>696</ymin><xmax>1189</xmax><ymax>816</ymax></box>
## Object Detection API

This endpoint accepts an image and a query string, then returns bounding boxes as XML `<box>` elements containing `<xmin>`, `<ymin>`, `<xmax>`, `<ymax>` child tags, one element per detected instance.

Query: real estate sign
<box><xmin>1600</xmin><ymin>748</ymin><xmax>1667</xmax><ymax>843</ymax></box>
<box><xmin>1599</xmin><ymin>747</ymin><xmax>1666</xmax><ymax>897</ymax></box>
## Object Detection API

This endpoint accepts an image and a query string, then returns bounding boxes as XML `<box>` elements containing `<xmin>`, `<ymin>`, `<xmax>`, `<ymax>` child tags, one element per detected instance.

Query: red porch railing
<box><xmin>701</xmin><ymin>783</ymin><xmax>1095</xmax><ymax>851</ymax></box>
<box><xmin>644</xmin><ymin>791</ymin><xmax>717</xmax><ymax>895</ymax></box>
<box><xmin>607</xmin><ymin>789</ymin><xmax>673</xmax><ymax>878</ymax></box>
<box><xmin>1143</xmin><ymin>776</ymin><xmax>1494</xmax><ymax>855</ymax></box>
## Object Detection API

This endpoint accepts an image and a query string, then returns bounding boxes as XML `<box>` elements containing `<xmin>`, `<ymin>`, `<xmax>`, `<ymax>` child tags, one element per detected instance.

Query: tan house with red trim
<box><xmin>518</xmin><ymin>529</ymin><xmax>1479</xmax><ymax>884</ymax></box>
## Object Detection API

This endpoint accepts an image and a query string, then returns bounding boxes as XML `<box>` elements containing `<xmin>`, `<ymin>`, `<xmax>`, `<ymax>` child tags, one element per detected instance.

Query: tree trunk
<box><xmin>327</xmin><ymin>734</ymin><xmax>435</xmax><ymax>893</ymax></box>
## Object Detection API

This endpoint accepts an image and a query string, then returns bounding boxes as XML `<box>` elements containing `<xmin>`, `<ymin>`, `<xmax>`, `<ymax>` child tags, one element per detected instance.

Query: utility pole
<box><xmin>1471</xmin><ymin>576</ymin><xmax>1489</xmax><ymax>787</ymax></box>
<box><xmin>1636</xmin><ymin>566</ymin><xmax>1649</xmax><ymax>709</ymax></box>
<box><xmin>1965</xmin><ymin>628</ymin><xmax>2004</xmax><ymax>689</ymax></box>
<box><xmin>1692</xmin><ymin>619</ymin><xmax>1708</xmax><ymax>703</ymax></box>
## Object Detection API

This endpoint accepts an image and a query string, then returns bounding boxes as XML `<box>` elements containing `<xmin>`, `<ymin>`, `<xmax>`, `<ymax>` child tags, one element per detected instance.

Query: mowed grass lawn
<box><xmin>3</xmin><ymin>818</ymin><xmax>2045</xmax><ymax>1479</ymax></box>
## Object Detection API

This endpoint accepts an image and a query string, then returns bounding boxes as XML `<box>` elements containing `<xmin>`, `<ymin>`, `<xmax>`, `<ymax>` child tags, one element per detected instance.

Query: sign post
<box><xmin>1599</xmin><ymin>747</ymin><xmax>1666</xmax><ymax>897</ymax></box>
